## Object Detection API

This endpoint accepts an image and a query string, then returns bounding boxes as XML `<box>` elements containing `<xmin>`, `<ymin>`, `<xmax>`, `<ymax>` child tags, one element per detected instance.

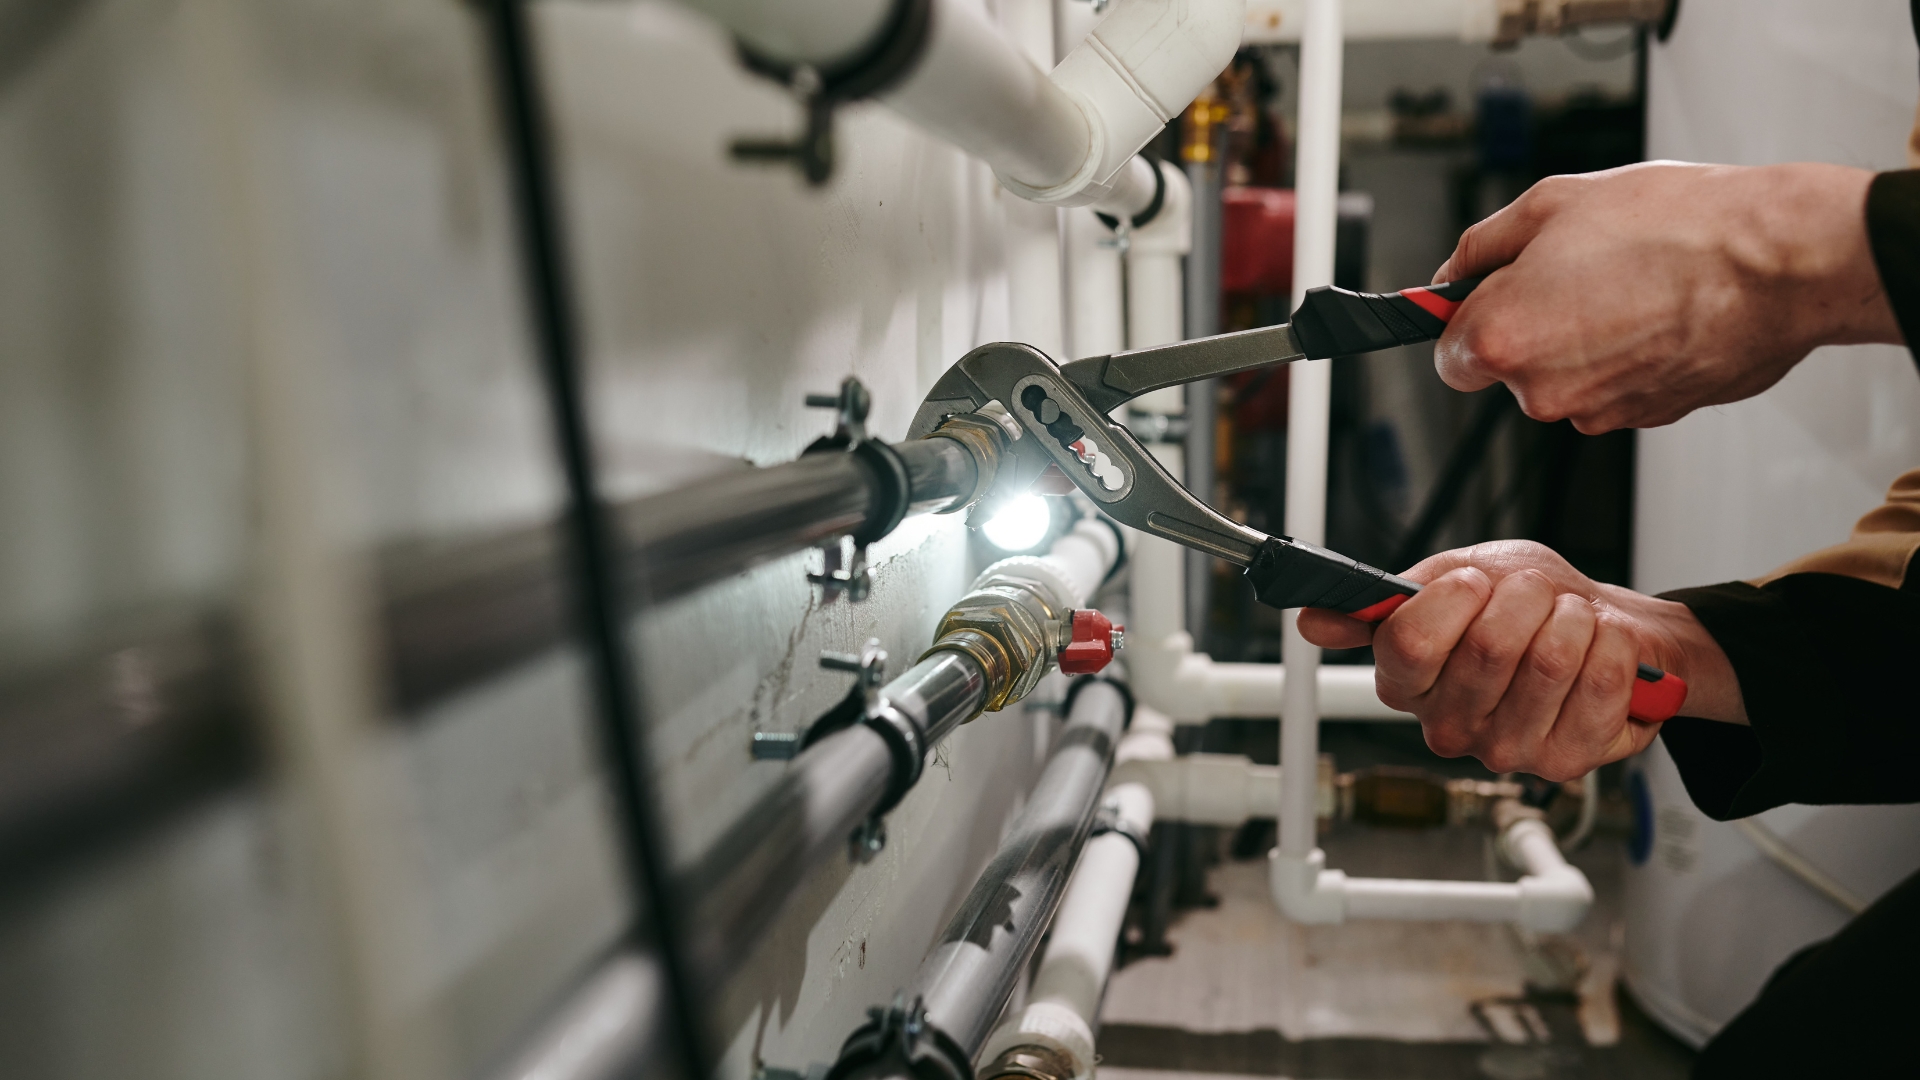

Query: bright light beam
<box><xmin>980</xmin><ymin>493</ymin><xmax>1053</xmax><ymax>552</ymax></box>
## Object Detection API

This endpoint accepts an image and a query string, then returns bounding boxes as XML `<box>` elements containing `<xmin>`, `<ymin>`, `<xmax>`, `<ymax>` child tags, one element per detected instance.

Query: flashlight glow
<box><xmin>981</xmin><ymin>494</ymin><xmax>1053</xmax><ymax>552</ymax></box>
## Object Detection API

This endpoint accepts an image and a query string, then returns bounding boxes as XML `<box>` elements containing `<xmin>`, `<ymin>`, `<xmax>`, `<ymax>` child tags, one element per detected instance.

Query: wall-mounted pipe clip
<box><xmin>825</xmin><ymin>995</ymin><xmax>971</xmax><ymax>1080</ymax></box>
<box><xmin>728</xmin><ymin>0</ymin><xmax>935</xmax><ymax>185</ymax></box>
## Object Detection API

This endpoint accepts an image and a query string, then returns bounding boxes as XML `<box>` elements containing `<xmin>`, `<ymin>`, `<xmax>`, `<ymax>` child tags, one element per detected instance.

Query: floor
<box><xmin>1098</xmin><ymin>826</ymin><xmax>1697</xmax><ymax>1080</ymax></box>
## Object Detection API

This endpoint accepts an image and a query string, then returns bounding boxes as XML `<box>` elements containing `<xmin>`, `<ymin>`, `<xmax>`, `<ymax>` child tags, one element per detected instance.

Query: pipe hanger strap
<box><xmin>1289</xmin><ymin>277</ymin><xmax>1484</xmax><ymax>360</ymax></box>
<box><xmin>734</xmin><ymin>0</ymin><xmax>934</xmax><ymax>104</ymax></box>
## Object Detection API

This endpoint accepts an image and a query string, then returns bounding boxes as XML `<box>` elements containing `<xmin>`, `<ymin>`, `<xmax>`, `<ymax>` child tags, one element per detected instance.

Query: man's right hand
<box><xmin>1297</xmin><ymin>541</ymin><xmax>1747</xmax><ymax>781</ymax></box>
<box><xmin>1432</xmin><ymin>161</ymin><xmax>1901</xmax><ymax>433</ymax></box>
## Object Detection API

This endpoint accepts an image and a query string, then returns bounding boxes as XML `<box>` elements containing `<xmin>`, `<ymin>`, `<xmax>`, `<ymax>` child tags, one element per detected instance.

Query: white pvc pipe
<box><xmin>1125</xmin><ymin>160</ymin><xmax>1193</xmax><ymax>355</ymax></box>
<box><xmin>979</xmin><ymin>517</ymin><xmax>1122</xmax><ymax>612</ymax></box>
<box><xmin>682</xmin><ymin>0</ymin><xmax>1243</xmax><ymax>213</ymax></box>
<box><xmin>882</xmin><ymin>0</ymin><xmax>1094</xmax><ymax>193</ymax></box>
<box><xmin>1063</xmin><ymin>208</ymin><xmax>1125</xmax><ymax>360</ymax></box>
<box><xmin>1241</xmin><ymin>0</ymin><xmax>1501</xmax><ymax>44</ymax></box>
<box><xmin>980</xmin><ymin>709</ymin><xmax>1174</xmax><ymax>1080</ymax></box>
<box><xmin>1002</xmin><ymin>0</ymin><xmax>1068</xmax><ymax>359</ymax></box>
<box><xmin>693</xmin><ymin>0</ymin><xmax>895</xmax><ymax>63</ymax></box>
<box><xmin>1278</xmin><ymin>0</ymin><xmax>1341</xmax><ymax>862</ymax></box>
<box><xmin>1269</xmin><ymin>816</ymin><xmax>1594</xmax><ymax>932</ymax></box>
<box><xmin>1109</xmin><ymin>751</ymin><xmax>1281</xmax><ymax>825</ymax></box>
<box><xmin>1125</xmin><ymin>513</ymin><xmax>1411</xmax><ymax>721</ymax></box>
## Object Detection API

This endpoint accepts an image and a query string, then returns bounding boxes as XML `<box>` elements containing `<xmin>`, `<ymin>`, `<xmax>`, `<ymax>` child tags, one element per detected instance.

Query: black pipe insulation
<box><xmin>680</xmin><ymin>650</ymin><xmax>987</xmax><ymax>998</ymax></box>
<box><xmin>825</xmin><ymin>679</ymin><xmax>1131</xmax><ymax>1080</ymax></box>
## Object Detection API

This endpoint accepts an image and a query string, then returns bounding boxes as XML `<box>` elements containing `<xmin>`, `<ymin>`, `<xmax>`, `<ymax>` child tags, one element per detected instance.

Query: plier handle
<box><xmin>908</xmin><ymin>277</ymin><xmax>1687</xmax><ymax>723</ymax></box>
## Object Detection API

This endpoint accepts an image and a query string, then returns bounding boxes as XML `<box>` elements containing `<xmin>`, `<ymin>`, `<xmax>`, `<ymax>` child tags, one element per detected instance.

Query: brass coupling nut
<box><xmin>979</xmin><ymin>1045</ymin><xmax>1078</xmax><ymax>1080</ymax></box>
<box><xmin>919</xmin><ymin>405</ymin><xmax>1019</xmax><ymax>514</ymax></box>
<box><xmin>923</xmin><ymin>581</ymin><xmax>1058</xmax><ymax>713</ymax></box>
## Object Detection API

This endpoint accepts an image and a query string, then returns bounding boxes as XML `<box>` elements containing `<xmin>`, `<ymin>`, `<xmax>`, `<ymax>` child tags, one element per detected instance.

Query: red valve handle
<box><xmin>1059</xmin><ymin>609</ymin><xmax>1122</xmax><ymax>675</ymax></box>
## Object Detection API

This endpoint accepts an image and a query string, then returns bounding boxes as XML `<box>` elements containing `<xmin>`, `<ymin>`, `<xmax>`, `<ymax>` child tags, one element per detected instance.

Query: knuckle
<box><xmin>1528</xmin><ymin>637</ymin><xmax>1583</xmax><ymax>685</ymax></box>
<box><xmin>1480</xmin><ymin>747</ymin><xmax>1520</xmax><ymax>774</ymax></box>
<box><xmin>1381</xmin><ymin>623</ymin><xmax>1440</xmax><ymax>671</ymax></box>
<box><xmin>1457</xmin><ymin>624</ymin><xmax>1521</xmax><ymax>674</ymax></box>
<box><xmin>1583</xmin><ymin>660</ymin><xmax>1632</xmax><ymax>701</ymax></box>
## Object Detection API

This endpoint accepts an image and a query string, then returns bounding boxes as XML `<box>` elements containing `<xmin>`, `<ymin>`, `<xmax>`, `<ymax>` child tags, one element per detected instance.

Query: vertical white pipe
<box><xmin>1063</xmin><ymin>208</ymin><xmax>1125</xmax><ymax>359</ymax></box>
<box><xmin>1279</xmin><ymin>0</ymin><xmax>1341</xmax><ymax>858</ymax></box>
<box><xmin>1002</xmin><ymin>0</ymin><xmax>1066</xmax><ymax>358</ymax></box>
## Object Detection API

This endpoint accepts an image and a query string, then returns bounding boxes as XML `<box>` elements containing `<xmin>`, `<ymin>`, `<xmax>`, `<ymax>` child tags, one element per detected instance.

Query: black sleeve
<box><xmin>1866</xmin><ymin>170</ymin><xmax>1920</xmax><ymax>363</ymax></box>
<box><xmin>1656</xmin><ymin>572</ymin><xmax>1920</xmax><ymax>820</ymax></box>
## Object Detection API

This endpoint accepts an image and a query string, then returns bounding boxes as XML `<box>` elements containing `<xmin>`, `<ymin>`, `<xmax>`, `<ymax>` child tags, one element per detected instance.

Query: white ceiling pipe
<box><xmin>979</xmin><ymin>709</ymin><xmax>1173</xmax><ymax>1080</ymax></box>
<box><xmin>1270</xmin><ymin>816</ymin><xmax>1594</xmax><ymax>932</ymax></box>
<box><xmin>1001</xmin><ymin>0</ymin><xmax>1068</xmax><ymax>357</ymax></box>
<box><xmin>694</xmin><ymin>0</ymin><xmax>897</xmax><ymax>62</ymax></box>
<box><xmin>1126</xmin><ymin>518</ymin><xmax>1411</xmax><ymax>720</ymax></box>
<box><xmin>1005</xmin><ymin>0</ymin><xmax>1248</xmax><ymax>208</ymax></box>
<box><xmin>681</xmin><ymin>0</ymin><xmax>1242</xmax><ymax>213</ymax></box>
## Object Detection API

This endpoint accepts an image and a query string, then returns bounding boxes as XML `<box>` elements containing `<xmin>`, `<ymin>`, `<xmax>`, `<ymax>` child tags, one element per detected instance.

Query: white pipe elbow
<box><xmin>1502</xmin><ymin>817</ymin><xmax>1595</xmax><ymax>934</ymax></box>
<box><xmin>999</xmin><ymin>0</ymin><xmax>1246</xmax><ymax>208</ymax></box>
<box><xmin>1269</xmin><ymin>824</ymin><xmax>1594</xmax><ymax>932</ymax></box>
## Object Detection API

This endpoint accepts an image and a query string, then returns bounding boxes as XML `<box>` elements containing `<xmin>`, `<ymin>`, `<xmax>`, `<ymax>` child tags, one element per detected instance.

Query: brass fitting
<box><xmin>979</xmin><ymin>1045</ymin><xmax>1077</xmax><ymax>1080</ymax></box>
<box><xmin>919</xmin><ymin>404</ymin><xmax>1019</xmax><ymax>514</ymax></box>
<box><xmin>1493</xmin><ymin>0</ymin><xmax>1672</xmax><ymax>46</ymax></box>
<box><xmin>923</xmin><ymin>568</ymin><xmax>1067</xmax><ymax>714</ymax></box>
<box><xmin>1180</xmin><ymin>83</ymin><xmax>1231</xmax><ymax>165</ymax></box>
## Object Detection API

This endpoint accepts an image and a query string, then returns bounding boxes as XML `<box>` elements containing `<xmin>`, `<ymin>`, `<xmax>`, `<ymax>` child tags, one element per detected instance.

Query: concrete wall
<box><xmin>0</xmin><ymin>1</ymin><xmax>1054</xmax><ymax>1077</ymax></box>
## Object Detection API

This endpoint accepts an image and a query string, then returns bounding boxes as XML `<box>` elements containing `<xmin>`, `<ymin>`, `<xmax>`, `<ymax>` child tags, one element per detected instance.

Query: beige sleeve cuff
<box><xmin>1750</xmin><ymin>467</ymin><xmax>1920</xmax><ymax>590</ymax></box>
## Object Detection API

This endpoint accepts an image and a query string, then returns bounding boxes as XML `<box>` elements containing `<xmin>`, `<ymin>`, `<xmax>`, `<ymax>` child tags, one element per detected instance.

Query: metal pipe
<box><xmin>680</xmin><ymin>651</ymin><xmax>987</xmax><ymax>997</ymax></box>
<box><xmin>484</xmin><ymin>950</ymin><xmax>665</xmax><ymax>1080</ymax></box>
<box><xmin>828</xmin><ymin>679</ymin><xmax>1130</xmax><ymax>1080</ymax></box>
<box><xmin>1182</xmin><ymin>113</ymin><xmax>1222</xmax><ymax>644</ymax></box>
<box><xmin>916</xmin><ymin>680</ymin><xmax>1126</xmax><ymax>1055</ymax></box>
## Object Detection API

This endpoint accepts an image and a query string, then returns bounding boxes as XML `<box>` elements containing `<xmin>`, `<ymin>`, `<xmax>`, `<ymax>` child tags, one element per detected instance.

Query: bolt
<box><xmin>849</xmin><ymin>817</ymin><xmax>887</xmax><ymax>862</ymax></box>
<box><xmin>1110</xmin><ymin>627</ymin><xmax>1126</xmax><ymax>652</ymax></box>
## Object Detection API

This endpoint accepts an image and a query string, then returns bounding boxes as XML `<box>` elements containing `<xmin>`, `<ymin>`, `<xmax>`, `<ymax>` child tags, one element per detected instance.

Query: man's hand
<box><xmin>1433</xmin><ymin>161</ymin><xmax>1900</xmax><ymax>433</ymax></box>
<box><xmin>1298</xmin><ymin>541</ymin><xmax>1746</xmax><ymax>780</ymax></box>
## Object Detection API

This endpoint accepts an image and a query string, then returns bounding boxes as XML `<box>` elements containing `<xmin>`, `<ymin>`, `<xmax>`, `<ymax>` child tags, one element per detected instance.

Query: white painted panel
<box><xmin>1637</xmin><ymin>0</ymin><xmax>1920</xmax><ymax>593</ymax></box>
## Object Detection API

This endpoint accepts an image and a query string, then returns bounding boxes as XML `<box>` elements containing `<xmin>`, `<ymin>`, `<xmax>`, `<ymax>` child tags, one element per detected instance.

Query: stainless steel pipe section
<box><xmin>679</xmin><ymin>651</ymin><xmax>987</xmax><ymax>997</ymax></box>
<box><xmin>384</xmin><ymin>435</ymin><xmax>977</xmax><ymax>711</ymax></box>
<box><xmin>911</xmin><ymin>678</ymin><xmax>1128</xmax><ymax>1059</ymax></box>
<box><xmin>617</xmin><ymin>437</ymin><xmax>976</xmax><ymax>606</ymax></box>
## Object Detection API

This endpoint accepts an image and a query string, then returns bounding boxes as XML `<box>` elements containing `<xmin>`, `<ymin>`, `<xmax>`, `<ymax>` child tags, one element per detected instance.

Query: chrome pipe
<box><xmin>679</xmin><ymin>651</ymin><xmax>987</xmax><ymax>996</ymax></box>
<box><xmin>825</xmin><ymin>680</ymin><xmax>1129</xmax><ymax>1080</ymax></box>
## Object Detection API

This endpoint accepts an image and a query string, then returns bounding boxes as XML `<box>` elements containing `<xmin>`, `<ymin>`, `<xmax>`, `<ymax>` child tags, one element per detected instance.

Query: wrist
<box><xmin>1748</xmin><ymin>163</ymin><xmax>1898</xmax><ymax>346</ymax></box>
<box><xmin>1600</xmin><ymin>584</ymin><xmax>1748</xmax><ymax>725</ymax></box>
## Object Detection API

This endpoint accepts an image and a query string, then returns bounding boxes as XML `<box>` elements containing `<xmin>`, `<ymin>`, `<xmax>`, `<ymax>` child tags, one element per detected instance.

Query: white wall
<box><xmin>0</xmin><ymin>0</ymin><xmax>1055</xmax><ymax>1077</ymax></box>
<box><xmin>1637</xmin><ymin>0</ymin><xmax>1920</xmax><ymax>592</ymax></box>
<box><xmin>1626</xmin><ymin>0</ymin><xmax>1920</xmax><ymax>1046</ymax></box>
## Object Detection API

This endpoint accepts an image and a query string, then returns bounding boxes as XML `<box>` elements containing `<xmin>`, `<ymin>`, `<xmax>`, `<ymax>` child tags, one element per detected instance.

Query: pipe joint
<box><xmin>918</xmin><ymin>407</ymin><xmax>1018</xmax><ymax>514</ymax></box>
<box><xmin>925</xmin><ymin>583</ymin><xmax>1056</xmax><ymax>712</ymax></box>
<box><xmin>979</xmin><ymin>1021</ymin><xmax>1089</xmax><ymax>1080</ymax></box>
